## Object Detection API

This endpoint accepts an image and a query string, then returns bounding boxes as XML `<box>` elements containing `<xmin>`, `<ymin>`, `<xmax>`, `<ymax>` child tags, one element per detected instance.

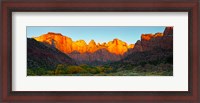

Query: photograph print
<box><xmin>27</xmin><ymin>26</ymin><xmax>173</xmax><ymax>76</ymax></box>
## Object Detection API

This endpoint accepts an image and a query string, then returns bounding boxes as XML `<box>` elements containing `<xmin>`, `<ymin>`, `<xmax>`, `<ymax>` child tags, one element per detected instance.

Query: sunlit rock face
<box><xmin>87</xmin><ymin>40</ymin><xmax>98</xmax><ymax>53</ymax></box>
<box><xmin>34</xmin><ymin>32</ymin><xmax>73</xmax><ymax>54</ymax></box>
<box><xmin>141</xmin><ymin>32</ymin><xmax>163</xmax><ymax>41</ymax></box>
<box><xmin>72</xmin><ymin>40</ymin><xmax>87</xmax><ymax>53</ymax></box>
<box><xmin>128</xmin><ymin>44</ymin><xmax>135</xmax><ymax>49</ymax></box>
<box><xmin>107</xmin><ymin>38</ymin><xmax>128</xmax><ymax>55</ymax></box>
<box><xmin>33</xmin><ymin>32</ymin><xmax>134</xmax><ymax>65</ymax></box>
<box><xmin>34</xmin><ymin>32</ymin><xmax>134</xmax><ymax>55</ymax></box>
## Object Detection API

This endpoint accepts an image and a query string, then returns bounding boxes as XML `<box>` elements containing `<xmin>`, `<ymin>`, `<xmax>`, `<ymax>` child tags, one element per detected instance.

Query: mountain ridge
<box><xmin>27</xmin><ymin>38</ymin><xmax>76</xmax><ymax>70</ymax></box>
<box><xmin>32</xmin><ymin>27</ymin><xmax>172</xmax><ymax>65</ymax></box>
<box><xmin>34</xmin><ymin>32</ymin><xmax>134</xmax><ymax>55</ymax></box>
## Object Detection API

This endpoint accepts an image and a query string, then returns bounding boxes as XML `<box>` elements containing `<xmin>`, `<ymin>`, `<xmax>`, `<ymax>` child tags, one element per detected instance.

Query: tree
<box><xmin>55</xmin><ymin>64</ymin><xmax>65</xmax><ymax>75</ymax></box>
<box><xmin>66</xmin><ymin>66</ymin><xmax>85</xmax><ymax>74</ymax></box>
<box><xmin>89</xmin><ymin>68</ymin><xmax>97</xmax><ymax>74</ymax></box>
<box><xmin>96</xmin><ymin>66</ymin><xmax>104</xmax><ymax>73</ymax></box>
<box><xmin>144</xmin><ymin>64</ymin><xmax>154</xmax><ymax>72</ymax></box>
<box><xmin>27</xmin><ymin>69</ymin><xmax>35</xmax><ymax>76</ymax></box>
<box><xmin>106</xmin><ymin>67</ymin><xmax>113</xmax><ymax>73</ymax></box>
<box><xmin>47</xmin><ymin>70</ymin><xmax>55</xmax><ymax>75</ymax></box>
<box><xmin>35</xmin><ymin>68</ymin><xmax>46</xmax><ymax>75</ymax></box>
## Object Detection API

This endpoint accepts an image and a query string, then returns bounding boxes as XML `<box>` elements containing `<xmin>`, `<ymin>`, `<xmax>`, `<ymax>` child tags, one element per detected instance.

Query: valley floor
<box><xmin>27</xmin><ymin>63</ymin><xmax>173</xmax><ymax>76</ymax></box>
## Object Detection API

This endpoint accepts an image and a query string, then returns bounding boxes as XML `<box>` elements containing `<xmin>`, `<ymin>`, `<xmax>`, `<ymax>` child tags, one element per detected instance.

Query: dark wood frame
<box><xmin>0</xmin><ymin>0</ymin><xmax>199</xmax><ymax>103</ymax></box>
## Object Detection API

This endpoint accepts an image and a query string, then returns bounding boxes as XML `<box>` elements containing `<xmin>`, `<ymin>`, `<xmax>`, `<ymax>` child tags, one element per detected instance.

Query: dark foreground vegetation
<box><xmin>28</xmin><ymin>63</ymin><xmax>172</xmax><ymax>76</ymax></box>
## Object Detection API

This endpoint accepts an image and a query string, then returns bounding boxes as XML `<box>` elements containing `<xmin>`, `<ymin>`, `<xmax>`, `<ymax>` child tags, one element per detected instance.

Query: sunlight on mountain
<box><xmin>34</xmin><ymin>32</ymin><xmax>135</xmax><ymax>55</ymax></box>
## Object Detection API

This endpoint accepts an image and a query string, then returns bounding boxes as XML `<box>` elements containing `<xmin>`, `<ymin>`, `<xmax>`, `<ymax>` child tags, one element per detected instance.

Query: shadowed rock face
<box><xmin>125</xmin><ymin>27</ymin><xmax>173</xmax><ymax>56</ymax></box>
<box><xmin>121</xmin><ymin>27</ymin><xmax>173</xmax><ymax>66</ymax></box>
<box><xmin>68</xmin><ymin>49</ymin><xmax>122</xmax><ymax>65</ymax></box>
<box><xmin>164</xmin><ymin>27</ymin><xmax>173</xmax><ymax>36</ymax></box>
<box><xmin>27</xmin><ymin>38</ymin><xmax>76</xmax><ymax>70</ymax></box>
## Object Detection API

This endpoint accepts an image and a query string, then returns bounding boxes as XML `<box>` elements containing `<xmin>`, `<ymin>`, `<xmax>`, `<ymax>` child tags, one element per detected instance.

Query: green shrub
<box><xmin>27</xmin><ymin>69</ymin><xmax>35</xmax><ymax>76</ymax></box>
<box><xmin>55</xmin><ymin>64</ymin><xmax>66</xmax><ymax>75</ymax></box>
<box><xmin>66</xmin><ymin>66</ymin><xmax>85</xmax><ymax>74</ymax></box>
<box><xmin>34</xmin><ymin>68</ymin><xmax>46</xmax><ymax>75</ymax></box>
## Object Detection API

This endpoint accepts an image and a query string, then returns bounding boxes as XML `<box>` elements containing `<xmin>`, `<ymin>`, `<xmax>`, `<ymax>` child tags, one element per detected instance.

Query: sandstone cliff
<box><xmin>34</xmin><ymin>32</ymin><xmax>134</xmax><ymax>55</ymax></box>
<box><xmin>34</xmin><ymin>32</ymin><xmax>134</xmax><ymax>65</ymax></box>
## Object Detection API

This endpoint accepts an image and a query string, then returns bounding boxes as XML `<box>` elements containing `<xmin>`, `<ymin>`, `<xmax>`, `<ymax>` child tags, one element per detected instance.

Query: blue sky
<box><xmin>27</xmin><ymin>26</ymin><xmax>165</xmax><ymax>44</ymax></box>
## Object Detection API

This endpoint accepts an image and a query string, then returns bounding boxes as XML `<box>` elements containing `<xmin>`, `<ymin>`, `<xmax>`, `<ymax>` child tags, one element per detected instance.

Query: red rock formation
<box><xmin>141</xmin><ymin>32</ymin><xmax>163</xmax><ymax>41</ymax></box>
<box><xmin>72</xmin><ymin>40</ymin><xmax>87</xmax><ymax>53</ymax></box>
<box><xmin>34</xmin><ymin>32</ymin><xmax>134</xmax><ymax>55</ymax></box>
<box><xmin>128</xmin><ymin>44</ymin><xmax>134</xmax><ymax>48</ymax></box>
<box><xmin>141</xmin><ymin>34</ymin><xmax>154</xmax><ymax>41</ymax></box>
<box><xmin>164</xmin><ymin>27</ymin><xmax>173</xmax><ymax>36</ymax></box>
<box><xmin>154</xmin><ymin>32</ymin><xmax>164</xmax><ymax>37</ymax></box>
<box><xmin>107</xmin><ymin>38</ymin><xmax>130</xmax><ymax>55</ymax></box>
<box><xmin>133</xmin><ymin>40</ymin><xmax>143</xmax><ymax>52</ymax></box>
<box><xmin>124</xmin><ymin>27</ymin><xmax>173</xmax><ymax>57</ymax></box>
<box><xmin>33</xmin><ymin>27</ymin><xmax>172</xmax><ymax>65</ymax></box>
<box><xmin>87</xmin><ymin>40</ymin><xmax>98</xmax><ymax>53</ymax></box>
<box><xmin>34</xmin><ymin>32</ymin><xmax>135</xmax><ymax>65</ymax></box>
<box><xmin>132</xmin><ymin>27</ymin><xmax>173</xmax><ymax>52</ymax></box>
<box><xmin>34</xmin><ymin>32</ymin><xmax>73</xmax><ymax>53</ymax></box>
<box><xmin>68</xmin><ymin>49</ymin><xmax>122</xmax><ymax>65</ymax></box>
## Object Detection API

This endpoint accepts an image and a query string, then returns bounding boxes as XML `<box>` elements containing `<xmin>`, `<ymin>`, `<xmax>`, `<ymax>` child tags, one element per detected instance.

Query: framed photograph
<box><xmin>1</xmin><ymin>0</ymin><xmax>199</xmax><ymax>102</ymax></box>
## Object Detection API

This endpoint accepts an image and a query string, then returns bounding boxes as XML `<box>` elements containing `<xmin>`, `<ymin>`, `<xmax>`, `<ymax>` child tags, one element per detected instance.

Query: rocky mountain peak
<box><xmin>141</xmin><ymin>34</ymin><xmax>154</xmax><ymax>41</ymax></box>
<box><xmin>47</xmin><ymin>32</ymin><xmax>63</xmax><ymax>36</ymax></box>
<box><xmin>34</xmin><ymin>33</ymin><xmax>134</xmax><ymax>56</ymax></box>
<box><xmin>74</xmin><ymin>40</ymin><xmax>87</xmax><ymax>46</ymax></box>
<box><xmin>133</xmin><ymin>27</ymin><xmax>173</xmax><ymax>52</ymax></box>
<box><xmin>112</xmin><ymin>38</ymin><xmax>120</xmax><ymax>45</ymax></box>
<box><xmin>89</xmin><ymin>39</ymin><xmax>96</xmax><ymax>46</ymax></box>
<box><xmin>164</xmin><ymin>27</ymin><xmax>173</xmax><ymax>36</ymax></box>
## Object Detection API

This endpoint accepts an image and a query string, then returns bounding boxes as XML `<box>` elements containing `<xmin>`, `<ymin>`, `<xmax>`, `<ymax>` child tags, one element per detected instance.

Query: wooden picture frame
<box><xmin>1</xmin><ymin>0</ymin><xmax>199</xmax><ymax>102</ymax></box>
